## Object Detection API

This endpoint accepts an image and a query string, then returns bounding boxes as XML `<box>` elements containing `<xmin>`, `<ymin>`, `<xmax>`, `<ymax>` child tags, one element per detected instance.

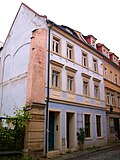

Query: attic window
<box><xmin>92</xmin><ymin>40</ymin><xmax>96</xmax><ymax>48</ymax></box>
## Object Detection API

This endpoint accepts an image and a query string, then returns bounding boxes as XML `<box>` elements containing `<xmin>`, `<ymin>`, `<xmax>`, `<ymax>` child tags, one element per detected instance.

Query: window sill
<box><xmin>85</xmin><ymin>138</ymin><xmax>93</xmax><ymax>141</ymax></box>
<box><xmin>51</xmin><ymin>87</ymin><xmax>61</xmax><ymax>91</ymax></box>
<box><xmin>96</xmin><ymin>137</ymin><xmax>103</xmax><ymax>140</ymax></box>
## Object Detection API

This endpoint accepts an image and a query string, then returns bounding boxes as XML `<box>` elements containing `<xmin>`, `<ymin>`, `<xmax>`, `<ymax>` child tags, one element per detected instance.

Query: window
<box><xmin>93</xmin><ymin>58</ymin><xmax>98</xmax><ymax>72</ymax></box>
<box><xmin>84</xmin><ymin>114</ymin><xmax>91</xmax><ymax>138</ymax></box>
<box><xmin>106</xmin><ymin>93</ymin><xmax>110</xmax><ymax>105</ymax></box>
<box><xmin>94</xmin><ymin>84</ymin><xmax>100</xmax><ymax>99</ymax></box>
<box><xmin>111</xmin><ymin>94</ymin><xmax>114</xmax><ymax>106</ymax></box>
<box><xmin>83</xmin><ymin>80</ymin><xmax>89</xmax><ymax>96</ymax></box>
<box><xmin>67</xmin><ymin>75</ymin><xmax>74</xmax><ymax>92</ymax></box>
<box><xmin>67</xmin><ymin>43</ymin><xmax>74</xmax><ymax>60</ymax></box>
<box><xmin>106</xmin><ymin>92</ymin><xmax>115</xmax><ymax>106</ymax></box>
<box><xmin>96</xmin><ymin>115</ymin><xmax>102</xmax><ymax>137</ymax></box>
<box><xmin>118</xmin><ymin>97</ymin><xmax>120</xmax><ymax>108</ymax></box>
<box><xmin>115</xmin><ymin>74</ymin><xmax>118</xmax><ymax>84</ymax></box>
<box><xmin>51</xmin><ymin>60</ymin><xmax>63</xmax><ymax>90</ymax></box>
<box><xmin>110</xmin><ymin>71</ymin><xmax>112</xmax><ymax>81</ymax></box>
<box><xmin>52</xmin><ymin>70</ymin><xmax>60</xmax><ymax>88</ymax></box>
<box><xmin>82</xmin><ymin>73</ymin><xmax>91</xmax><ymax>97</ymax></box>
<box><xmin>109</xmin><ymin>118</ymin><xmax>115</xmax><ymax>134</ymax></box>
<box><xmin>104</xmin><ymin>67</ymin><xmax>107</xmax><ymax>78</ymax></box>
<box><xmin>92</xmin><ymin>40</ymin><xmax>96</xmax><ymax>48</ymax></box>
<box><xmin>82</xmin><ymin>52</ymin><xmax>88</xmax><ymax>67</ymax></box>
<box><xmin>52</xmin><ymin>35</ymin><xmax>61</xmax><ymax>54</ymax></box>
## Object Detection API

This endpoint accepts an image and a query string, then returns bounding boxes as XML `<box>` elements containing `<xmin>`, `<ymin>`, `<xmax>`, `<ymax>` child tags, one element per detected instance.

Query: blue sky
<box><xmin>0</xmin><ymin>0</ymin><xmax>120</xmax><ymax>58</ymax></box>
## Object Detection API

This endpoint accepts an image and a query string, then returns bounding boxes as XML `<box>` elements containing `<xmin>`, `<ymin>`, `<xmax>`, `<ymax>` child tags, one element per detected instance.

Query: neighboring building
<box><xmin>0</xmin><ymin>3</ymin><xmax>47</xmax><ymax>155</ymax></box>
<box><xmin>97</xmin><ymin>45</ymin><xmax>120</xmax><ymax>142</ymax></box>
<box><xmin>0</xmin><ymin>2</ymin><xmax>119</xmax><ymax>157</ymax></box>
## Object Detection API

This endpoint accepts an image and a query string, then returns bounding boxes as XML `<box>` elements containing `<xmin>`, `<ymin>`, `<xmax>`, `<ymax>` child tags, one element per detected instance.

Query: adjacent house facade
<box><xmin>100</xmin><ymin>48</ymin><xmax>120</xmax><ymax>142</ymax></box>
<box><xmin>0</xmin><ymin>3</ymin><xmax>119</xmax><ymax>157</ymax></box>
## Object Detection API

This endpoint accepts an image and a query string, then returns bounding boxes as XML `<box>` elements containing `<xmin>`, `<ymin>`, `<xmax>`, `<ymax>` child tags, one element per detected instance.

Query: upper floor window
<box><xmin>67</xmin><ymin>75</ymin><xmax>74</xmax><ymax>92</ymax></box>
<box><xmin>51</xmin><ymin>60</ymin><xmax>63</xmax><ymax>90</ymax></box>
<box><xmin>83</xmin><ymin>80</ymin><xmax>89</xmax><ymax>96</ymax></box>
<box><xmin>118</xmin><ymin>97</ymin><xmax>120</xmax><ymax>108</ymax></box>
<box><xmin>104</xmin><ymin>67</ymin><xmax>108</xmax><ymax>78</ymax></box>
<box><xmin>52</xmin><ymin>35</ymin><xmax>61</xmax><ymax>54</ymax></box>
<box><xmin>115</xmin><ymin>74</ymin><xmax>118</xmax><ymax>84</ymax></box>
<box><xmin>111</xmin><ymin>94</ymin><xmax>114</xmax><ymax>106</ymax></box>
<box><xmin>110</xmin><ymin>71</ymin><xmax>113</xmax><ymax>81</ymax></box>
<box><xmin>106</xmin><ymin>93</ymin><xmax>110</xmax><ymax>105</ymax></box>
<box><xmin>106</xmin><ymin>92</ymin><xmax>114</xmax><ymax>106</ymax></box>
<box><xmin>94</xmin><ymin>84</ymin><xmax>100</xmax><ymax>99</ymax></box>
<box><xmin>82</xmin><ymin>52</ymin><xmax>88</xmax><ymax>67</ymax></box>
<box><xmin>52</xmin><ymin>70</ymin><xmax>60</xmax><ymax>88</ymax></box>
<box><xmin>67</xmin><ymin>42</ymin><xmax>74</xmax><ymax>61</ymax></box>
<box><xmin>93</xmin><ymin>58</ymin><xmax>98</xmax><ymax>72</ymax></box>
<box><xmin>92</xmin><ymin>40</ymin><xmax>96</xmax><ymax>48</ymax></box>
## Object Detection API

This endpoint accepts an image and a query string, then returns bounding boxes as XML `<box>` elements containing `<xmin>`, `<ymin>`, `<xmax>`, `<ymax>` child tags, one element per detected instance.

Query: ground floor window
<box><xmin>96</xmin><ymin>115</ymin><xmax>102</xmax><ymax>137</ymax></box>
<box><xmin>84</xmin><ymin>114</ymin><xmax>91</xmax><ymax>138</ymax></box>
<box><xmin>109</xmin><ymin>118</ymin><xmax>114</xmax><ymax>134</ymax></box>
<box><xmin>109</xmin><ymin>117</ymin><xmax>120</xmax><ymax>140</ymax></box>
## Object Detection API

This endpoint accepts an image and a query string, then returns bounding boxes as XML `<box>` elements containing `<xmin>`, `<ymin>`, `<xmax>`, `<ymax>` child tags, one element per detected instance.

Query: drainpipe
<box><xmin>45</xmin><ymin>22</ymin><xmax>53</xmax><ymax>157</ymax></box>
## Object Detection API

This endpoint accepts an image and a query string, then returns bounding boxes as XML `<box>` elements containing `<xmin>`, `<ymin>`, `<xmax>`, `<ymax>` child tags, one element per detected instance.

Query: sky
<box><xmin>0</xmin><ymin>0</ymin><xmax>120</xmax><ymax>58</ymax></box>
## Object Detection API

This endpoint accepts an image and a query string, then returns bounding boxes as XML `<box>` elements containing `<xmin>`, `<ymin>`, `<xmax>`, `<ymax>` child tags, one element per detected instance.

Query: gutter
<box><xmin>45</xmin><ymin>21</ymin><xmax>54</xmax><ymax>157</ymax></box>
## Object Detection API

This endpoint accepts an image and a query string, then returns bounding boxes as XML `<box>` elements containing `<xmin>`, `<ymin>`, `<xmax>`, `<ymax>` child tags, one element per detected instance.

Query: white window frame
<box><xmin>67</xmin><ymin>43</ymin><xmax>74</xmax><ymax>61</ymax></box>
<box><xmin>83</xmin><ymin>113</ymin><xmax>92</xmax><ymax>139</ymax></box>
<box><xmin>52</xmin><ymin>35</ymin><xmax>61</xmax><ymax>54</ymax></box>
<box><xmin>104</xmin><ymin>67</ymin><xmax>108</xmax><ymax>78</ymax></box>
<box><xmin>106</xmin><ymin>92</ymin><xmax>110</xmax><ymax>105</ymax></box>
<box><xmin>93</xmin><ymin>58</ymin><xmax>98</xmax><ymax>72</ymax></box>
<box><xmin>110</xmin><ymin>71</ymin><xmax>113</xmax><ymax>81</ymax></box>
<box><xmin>118</xmin><ymin>97</ymin><xmax>120</xmax><ymax>108</ymax></box>
<box><xmin>82</xmin><ymin>52</ymin><xmax>88</xmax><ymax>67</ymax></box>
<box><xmin>94</xmin><ymin>84</ymin><xmax>100</xmax><ymax>99</ymax></box>
<box><xmin>96</xmin><ymin>114</ymin><xmax>102</xmax><ymax>138</ymax></box>
<box><xmin>83</xmin><ymin>80</ymin><xmax>89</xmax><ymax>96</ymax></box>
<box><xmin>67</xmin><ymin>75</ymin><xmax>74</xmax><ymax>92</ymax></box>
<box><xmin>52</xmin><ymin>70</ymin><xmax>60</xmax><ymax>88</ymax></box>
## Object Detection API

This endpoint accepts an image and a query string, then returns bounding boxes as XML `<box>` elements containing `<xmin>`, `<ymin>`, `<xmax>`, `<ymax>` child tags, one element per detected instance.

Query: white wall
<box><xmin>49</xmin><ymin>30</ymin><xmax>105</xmax><ymax>103</ymax></box>
<box><xmin>0</xmin><ymin>4</ymin><xmax>47</xmax><ymax>116</ymax></box>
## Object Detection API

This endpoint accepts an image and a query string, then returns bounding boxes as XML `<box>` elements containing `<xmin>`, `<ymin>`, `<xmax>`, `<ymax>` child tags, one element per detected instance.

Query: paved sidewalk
<box><xmin>48</xmin><ymin>142</ymin><xmax>120</xmax><ymax>160</ymax></box>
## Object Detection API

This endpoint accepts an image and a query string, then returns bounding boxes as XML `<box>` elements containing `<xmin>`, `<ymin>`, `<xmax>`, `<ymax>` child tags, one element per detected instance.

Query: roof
<box><xmin>83</xmin><ymin>35</ymin><xmax>97</xmax><ymax>40</ymax></box>
<box><xmin>96</xmin><ymin>43</ymin><xmax>110</xmax><ymax>51</ymax></box>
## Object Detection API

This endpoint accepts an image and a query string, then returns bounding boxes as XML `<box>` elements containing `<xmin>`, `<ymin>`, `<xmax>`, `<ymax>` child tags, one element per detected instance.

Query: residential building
<box><xmin>97</xmin><ymin>45</ymin><xmax>120</xmax><ymax>142</ymax></box>
<box><xmin>1</xmin><ymin>3</ymin><xmax>120</xmax><ymax>157</ymax></box>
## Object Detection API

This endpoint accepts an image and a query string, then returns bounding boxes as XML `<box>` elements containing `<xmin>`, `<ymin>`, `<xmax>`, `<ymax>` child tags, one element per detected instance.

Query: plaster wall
<box><xmin>48</xmin><ymin>30</ymin><xmax>105</xmax><ymax>106</ymax></box>
<box><xmin>49</xmin><ymin>102</ymin><xmax>107</xmax><ymax>148</ymax></box>
<box><xmin>0</xmin><ymin>4</ymin><xmax>47</xmax><ymax>116</ymax></box>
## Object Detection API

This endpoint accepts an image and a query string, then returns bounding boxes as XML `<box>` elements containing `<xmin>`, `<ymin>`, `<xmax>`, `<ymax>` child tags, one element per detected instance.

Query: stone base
<box><xmin>24</xmin><ymin>103</ymin><xmax>45</xmax><ymax>158</ymax></box>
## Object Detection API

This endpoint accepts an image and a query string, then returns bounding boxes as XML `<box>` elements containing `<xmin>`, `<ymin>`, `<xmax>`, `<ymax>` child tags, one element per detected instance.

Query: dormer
<box><xmin>96</xmin><ymin>43</ymin><xmax>110</xmax><ymax>58</ymax></box>
<box><xmin>83</xmin><ymin>35</ymin><xmax>97</xmax><ymax>48</ymax></box>
<box><xmin>109</xmin><ymin>52</ymin><xmax>119</xmax><ymax>66</ymax></box>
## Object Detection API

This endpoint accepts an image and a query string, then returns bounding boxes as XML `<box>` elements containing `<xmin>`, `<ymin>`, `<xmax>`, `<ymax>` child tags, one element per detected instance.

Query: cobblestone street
<box><xmin>76</xmin><ymin>146</ymin><xmax>120</xmax><ymax>160</ymax></box>
<box><xmin>50</xmin><ymin>143</ymin><xmax>120</xmax><ymax>160</ymax></box>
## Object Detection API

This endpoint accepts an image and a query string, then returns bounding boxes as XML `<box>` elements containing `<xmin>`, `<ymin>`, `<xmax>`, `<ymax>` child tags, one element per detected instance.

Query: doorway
<box><xmin>48</xmin><ymin>111</ymin><xmax>61</xmax><ymax>151</ymax></box>
<box><xmin>66</xmin><ymin>112</ymin><xmax>76</xmax><ymax>149</ymax></box>
<box><xmin>114</xmin><ymin>118</ymin><xmax>120</xmax><ymax>140</ymax></box>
